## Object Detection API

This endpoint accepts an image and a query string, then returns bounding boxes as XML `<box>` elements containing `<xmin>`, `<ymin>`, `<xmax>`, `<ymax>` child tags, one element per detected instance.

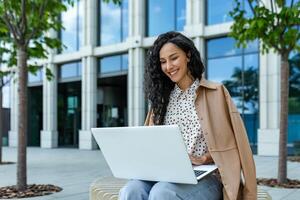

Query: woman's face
<box><xmin>159</xmin><ymin>42</ymin><xmax>192</xmax><ymax>88</ymax></box>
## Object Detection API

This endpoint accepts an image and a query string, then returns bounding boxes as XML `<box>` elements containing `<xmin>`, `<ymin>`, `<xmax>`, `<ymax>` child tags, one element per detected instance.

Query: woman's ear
<box><xmin>187</xmin><ymin>52</ymin><xmax>191</xmax><ymax>62</ymax></box>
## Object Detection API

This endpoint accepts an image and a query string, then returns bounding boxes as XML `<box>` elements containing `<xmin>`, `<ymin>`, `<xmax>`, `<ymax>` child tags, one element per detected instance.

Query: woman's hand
<box><xmin>189</xmin><ymin>152</ymin><xmax>214</xmax><ymax>166</ymax></box>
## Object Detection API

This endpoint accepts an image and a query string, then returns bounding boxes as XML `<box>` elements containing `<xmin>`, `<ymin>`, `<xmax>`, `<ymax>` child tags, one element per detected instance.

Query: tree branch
<box><xmin>0</xmin><ymin>71</ymin><xmax>14</xmax><ymax>89</ymax></box>
<box><xmin>247</xmin><ymin>0</ymin><xmax>256</xmax><ymax>16</ymax></box>
<box><xmin>25</xmin><ymin>0</ymin><xmax>49</xmax><ymax>46</ymax></box>
<box><xmin>1</xmin><ymin>0</ymin><xmax>22</xmax><ymax>44</ymax></box>
<box><xmin>20</xmin><ymin>0</ymin><xmax>27</xmax><ymax>36</ymax></box>
<box><xmin>1</xmin><ymin>15</ymin><xmax>19</xmax><ymax>44</ymax></box>
<box><xmin>290</xmin><ymin>0</ymin><xmax>294</xmax><ymax>8</ymax></box>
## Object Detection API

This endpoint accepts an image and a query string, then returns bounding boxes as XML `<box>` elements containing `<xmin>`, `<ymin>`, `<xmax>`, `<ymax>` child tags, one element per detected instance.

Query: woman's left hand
<box><xmin>189</xmin><ymin>152</ymin><xmax>214</xmax><ymax>166</ymax></box>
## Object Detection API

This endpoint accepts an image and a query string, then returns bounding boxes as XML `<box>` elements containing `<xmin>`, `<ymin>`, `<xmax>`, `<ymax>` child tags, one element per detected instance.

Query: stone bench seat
<box><xmin>90</xmin><ymin>177</ymin><xmax>272</xmax><ymax>200</ymax></box>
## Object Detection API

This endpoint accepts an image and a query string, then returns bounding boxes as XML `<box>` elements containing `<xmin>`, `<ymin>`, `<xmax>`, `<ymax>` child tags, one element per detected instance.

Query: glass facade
<box><xmin>99</xmin><ymin>0</ymin><xmax>128</xmax><ymax>45</ymax></box>
<box><xmin>58</xmin><ymin>81</ymin><xmax>81</xmax><ymax>147</ymax></box>
<box><xmin>59</xmin><ymin>0</ymin><xmax>83</xmax><ymax>53</ymax></box>
<box><xmin>147</xmin><ymin>0</ymin><xmax>186</xmax><ymax>37</ymax></box>
<box><xmin>99</xmin><ymin>54</ymin><xmax>128</xmax><ymax>74</ymax></box>
<box><xmin>288</xmin><ymin>50</ymin><xmax>300</xmax><ymax>145</ymax></box>
<box><xmin>207</xmin><ymin>37</ymin><xmax>259</xmax><ymax>149</ymax></box>
<box><xmin>97</xmin><ymin>76</ymin><xmax>127</xmax><ymax>127</ymax></box>
<box><xmin>59</xmin><ymin>61</ymin><xmax>82</xmax><ymax>79</ymax></box>
<box><xmin>27</xmin><ymin>86</ymin><xmax>43</xmax><ymax>146</ymax></box>
<box><xmin>206</xmin><ymin>0</ymin><xmax>254</xmax><ymax>25</ymax></box>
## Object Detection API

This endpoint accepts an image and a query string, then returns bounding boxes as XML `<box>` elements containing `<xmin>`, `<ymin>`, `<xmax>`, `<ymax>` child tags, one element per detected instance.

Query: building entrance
<box><xmin>97</xmin><ymin>75</ymin><xmax>127</xmax><ymax>127</ymax></box>
<box><xmin>28</xmin><ymin>86</ymin><xmax>42</xmax><ymax>146</ymax></box>
<box><xmin>58</xmin><ymin>81</ymin><xmax>81</xmax><ymax>147</ymax></box>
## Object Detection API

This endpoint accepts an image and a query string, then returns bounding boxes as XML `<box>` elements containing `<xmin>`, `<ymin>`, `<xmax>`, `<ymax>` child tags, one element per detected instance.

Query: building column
<box><xmin>184</xmin><ymin>0</ymin><xmax>204</xmax><ymax>37</ymax></box>
<box><xmin>79</xmin><ymin>0</ymin><xmax>98</xmax><ymax>149</ymax></box>
<box><xmin>258</xmin><ymin>52</ymin><xmax>281</xmax><ymax>156</ymax></box>
<box><xmin>128</xmin><ymin>48</ymin><xmax>146</xmax><ymax>126</ymax></box>
<box><xmin>79</xmin><ymin>57</ymin><xmax>97</xmax><ymax>149</ymax></box>
<box><xmin>8</xmin><ymin>73</ymin><xmax>18</xmax><ymax>147</ymax></box>
<box><xmin>127</xmin><ymin>0</ymin><xmax>146</xmax><ymax>126</ymax></box>
<box><xmin>40</xmin><ymin>63</ymin><xmax>58</xmax><ymax>148</ymax></box>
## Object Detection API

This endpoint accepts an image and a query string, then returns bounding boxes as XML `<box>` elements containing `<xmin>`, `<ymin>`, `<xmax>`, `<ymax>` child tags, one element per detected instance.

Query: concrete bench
<box><xmin>90</xmin><ymin>177</ymin><xmax>272</xmax><ymax>200</ymax></box>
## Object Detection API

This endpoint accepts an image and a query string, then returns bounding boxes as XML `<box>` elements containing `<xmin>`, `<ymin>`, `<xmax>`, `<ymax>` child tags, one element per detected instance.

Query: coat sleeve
<box><xmin>222</xmin><ymin>86</ymin><xmax>257</xmax><ymax>200</ymax></box>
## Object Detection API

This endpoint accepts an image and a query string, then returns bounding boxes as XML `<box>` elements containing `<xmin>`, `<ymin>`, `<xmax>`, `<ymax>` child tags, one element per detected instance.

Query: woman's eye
<box><xmin>171</xmin><ymin>57</ymin><xmax>178</xmax><ymax>61</ymax></box>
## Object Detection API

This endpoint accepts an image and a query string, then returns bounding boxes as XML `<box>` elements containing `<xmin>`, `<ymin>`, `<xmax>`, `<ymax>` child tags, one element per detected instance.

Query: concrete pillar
<box><xmin>127</xmin><ymin>0</ymin><xmax>146</xmax><ymax>126</ymax></box>
<box><xmin>79</xmin><ymin>57</ymin><xmax>97</xmax><ymax>149</ymax></box>
<box><xmin>8</xmin><ymin>72</ymin><xmax>18</xmax><ymax>147</ymax></box>
<box><xmin>128</xmin><ymin>48</ymin><xmax>146</xmax><ymax>126</ymax></box>
<box><xmin>41</xmin><ymin>63</ymin><xmax>58</xmax><ymax>148</ymax></box>
<box><xmin>258</xmin><ymin>51</ymin><xmax>281</xmax><ymax>156</ymax></box>
<box><xmin>184</xmin><ymin>0</ymin><xmax>204</xmax><ymax>37</ymax></box>
<box><xmin>79</xmin><ymin>0</ymin><xmax>98</xmax><ymax>149</ymax></box>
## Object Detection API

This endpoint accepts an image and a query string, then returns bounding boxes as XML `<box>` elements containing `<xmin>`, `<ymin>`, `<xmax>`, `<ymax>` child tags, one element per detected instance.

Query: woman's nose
<box><xmin>166</xmin><ymin>61</ymin><xmax>173</xmax><ymax>71</ymax></box>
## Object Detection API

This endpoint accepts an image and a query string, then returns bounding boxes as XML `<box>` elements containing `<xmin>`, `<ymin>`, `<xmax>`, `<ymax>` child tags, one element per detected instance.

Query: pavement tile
<box><xmin>1</xmin><ymin>147</ymin><xmax>300</xmax><ymax>200</ymax></box>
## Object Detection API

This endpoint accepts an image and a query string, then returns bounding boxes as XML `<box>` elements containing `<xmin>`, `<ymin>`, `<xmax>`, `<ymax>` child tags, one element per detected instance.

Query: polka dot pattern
<box><xmin>164</xmin><ymin>79</ymin><xmax>208</xmax><ymax>157</ymax></box>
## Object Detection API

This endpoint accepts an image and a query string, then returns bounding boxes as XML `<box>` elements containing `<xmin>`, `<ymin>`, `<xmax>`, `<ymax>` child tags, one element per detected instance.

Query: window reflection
<box><xmin>206</xmin><ymin>0</ymin><xmax>254</xmax><ymax>25</ymax></box>
<box><xmin>207</xmin><ymin>37</ymin><xmax>242</xmax><ymax>58</ymax></box>
<box><xmin>207</xmin><ymin>37</ymin><xmax>259</xmax><ymax>149</ymax></box>
<box><xmin>147</xmin><ymin>0</ymin><xmax>186</xmax><ymax>37</ymax></box>
<box><xmin>100</xmin><ymin>0</ymin><xmax>128</xmax><ymax>46</ymax></box>
<box><xmin>60</xmin><ymin>0</ymin><xmax>83</xmax><ymax>53</ymax></box>
<box><xmin>59</xmin><ymin>62</ymin><xmax>82</xmax><ymax>79</ymax></box>
<box><xmin>99</xmin><ymin>54</ymin><xmax>128</xmax><ymax>74</ymax></box>
<box><xmin>288</xmin><ymin>51</ymin><xmax>300</xmax><ymax>143</ymax></box>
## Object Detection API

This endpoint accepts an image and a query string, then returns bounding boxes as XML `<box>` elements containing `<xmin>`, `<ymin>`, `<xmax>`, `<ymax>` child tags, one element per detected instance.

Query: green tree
<box><xmin>0</xmin><ymin>0</ymin><xmax>73</xmax><ymax>191</ymax></box>
<box><xmin>0</xmin><ymin>0</ymin><xmax>121</xmax><ymax>192</ymax></box>
<box><xmin>230</xmin><ymin>0</ymin><xmax>300</xmax><ymax>183</ymax></box>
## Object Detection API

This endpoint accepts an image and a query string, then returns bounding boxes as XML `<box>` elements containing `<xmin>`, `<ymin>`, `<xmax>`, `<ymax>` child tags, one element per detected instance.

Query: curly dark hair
<box><xmin>144</xmin><ymin>31</ymin><xmax>205</xmax><ymax>125</ymax></box>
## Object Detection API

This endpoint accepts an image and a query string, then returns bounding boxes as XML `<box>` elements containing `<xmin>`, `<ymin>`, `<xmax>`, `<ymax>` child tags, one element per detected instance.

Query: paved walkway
<box><xmin>0</xmin><ymin>147</ymin><xmax>299</xmax><ymax>200</ymax></box>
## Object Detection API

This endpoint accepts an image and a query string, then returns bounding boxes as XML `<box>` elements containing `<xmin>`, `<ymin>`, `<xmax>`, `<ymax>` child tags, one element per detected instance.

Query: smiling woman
<box><xmin>118</xmin><ymin>31</ymin><xmax>257</xmax><ymax>200</ymax></box>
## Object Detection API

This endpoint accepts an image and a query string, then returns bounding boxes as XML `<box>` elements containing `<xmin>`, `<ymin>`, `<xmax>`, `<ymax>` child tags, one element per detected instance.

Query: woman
<box><xmin>119</xmin><ymin>31</ymin><xmax>257</xmax><ymax>200</ymax></box>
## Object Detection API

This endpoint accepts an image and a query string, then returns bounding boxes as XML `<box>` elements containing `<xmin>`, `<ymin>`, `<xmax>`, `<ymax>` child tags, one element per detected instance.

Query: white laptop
<box><xmin>91</xmin><ymin>125</ymin><xmax>217</xmax><ymax>184</ymax></box>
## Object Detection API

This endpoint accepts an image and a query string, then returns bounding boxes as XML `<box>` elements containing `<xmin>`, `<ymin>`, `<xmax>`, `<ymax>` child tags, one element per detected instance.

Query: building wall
<box><xmin>6</xmin><ymin>0</ymin><xmax>300</xmax><ymax>155</ymax></box>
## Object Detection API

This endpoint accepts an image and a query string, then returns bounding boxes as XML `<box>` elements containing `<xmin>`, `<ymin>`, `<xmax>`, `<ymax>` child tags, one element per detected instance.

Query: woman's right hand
<box><xmin>189</xmin><ymin>152</ymin><xmax>214</xmax><ymax>166</ymax></box>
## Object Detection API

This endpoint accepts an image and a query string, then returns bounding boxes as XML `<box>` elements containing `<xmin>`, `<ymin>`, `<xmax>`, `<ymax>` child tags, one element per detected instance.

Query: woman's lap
<box><xmin>119</xmin><ymin>175</ymin><xmax>222</xmax><ymax>200</ymax></box>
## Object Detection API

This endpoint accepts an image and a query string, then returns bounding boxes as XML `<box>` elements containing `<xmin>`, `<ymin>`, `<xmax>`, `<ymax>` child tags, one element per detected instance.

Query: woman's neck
<box><xmin>177</xmin><ymin>76</ymin><xmax>194</xmax><ymax>91</ymax></box>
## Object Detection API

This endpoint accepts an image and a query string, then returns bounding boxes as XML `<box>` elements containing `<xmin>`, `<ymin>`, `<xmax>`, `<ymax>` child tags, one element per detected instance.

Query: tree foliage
<box><xmin>230</xmin><ymin>0</ymin><xmax>300</xmax><ymax>183</ymax></box>
<box><xmin>230</xmin><ymin>0</ymin><xmax>300</xmax><ymax>55</ymax></box>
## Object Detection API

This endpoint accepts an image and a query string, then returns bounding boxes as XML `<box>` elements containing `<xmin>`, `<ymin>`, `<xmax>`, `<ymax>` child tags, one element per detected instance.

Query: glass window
<box><xmin>59</xmin><ymin>62</ymin><xmax>82</xmax><ymax>79</ymax></box>
<box><xmin>147</xmin><ymin>0</ymin><xmax>186</xmax><ymax>37</ymax></box>
<box><xmin>99</xmin><ymin>0</ymin><xmax>128</xmax><ymax>46</ymax></box>
<box><xmin>122</xmin><ymin>54</ymin><xmax>128</xmax><ymax>70</ymax></box>
<box><xmin>60</xmin><ymin>0</ymin><xmax>83</xmax><ymax>53</ymax></box>
<box><xmin>28</xmin><ymin>68</ymin><xmax>43</xmax><ymax>83</ymax></box>
<box><xmin>206</xmin><ymin>37</ymin><xmax>259</xmax><ymax>151</ymax></box>
<box><xmin>288</xmin><ymin>49</ymin><xmax>300</xmax><ymax>144</ymax></box>
<box><xmin>206</xmin><ymin>0</ymin><xmax>233</xmax><ymax>25</ymax></box>
<box><xmin>206</xmin><ymin>0</ymin><xmax>254</xmax><ymax>25</ymax></box>
<box><xmin>176</xmin><ymin>0</ymin><xmax>186</xmax><ymax>31</ymax></box>
<box><xmin>99</xmin><ymin>54</ymin><xmax>128</xmax><ymax>74</ymax></box>
<box><xmin>207</xmin><ymin>37</ymin><xmax>242</xmax><ymax>58</ymax></box>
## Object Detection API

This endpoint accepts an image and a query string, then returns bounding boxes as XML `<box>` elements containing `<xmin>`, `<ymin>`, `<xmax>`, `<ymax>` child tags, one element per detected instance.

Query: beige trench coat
<box><xmin>144</xmin><ymin>78</ymin><xmax>257</xmax><ymax>200</ymax></box>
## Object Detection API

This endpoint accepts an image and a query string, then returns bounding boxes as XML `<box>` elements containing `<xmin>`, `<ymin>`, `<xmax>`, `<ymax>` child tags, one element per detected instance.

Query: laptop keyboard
<box><xmin>194</xmin><ymin>170</ymin><xmax>206</xmax><ymax>177</ymax></box>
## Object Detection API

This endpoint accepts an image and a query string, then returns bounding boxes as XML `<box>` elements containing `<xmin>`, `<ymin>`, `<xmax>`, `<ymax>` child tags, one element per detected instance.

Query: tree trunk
<box><xmin>0</xmin><ymin>79</ymin><xmax>3</xmax><ymax>164</ymax></box>
<box><xmin>17</xmin><ymin>46</ymin><xmax>28</xmax><ymax>191</ymax></box>
<box><xmin>278</xmin><ymin>53</ymin><xmax>290</xmax><ymax>183</ymax></box>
